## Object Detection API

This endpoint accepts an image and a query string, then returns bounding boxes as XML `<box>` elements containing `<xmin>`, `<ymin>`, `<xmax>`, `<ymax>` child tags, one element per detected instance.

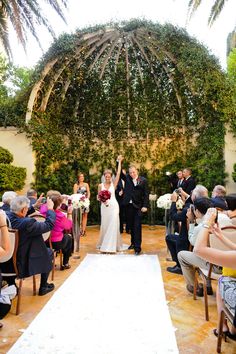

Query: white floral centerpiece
<box><xmin>156</xmin><ymin>193</ymin><xmax>172</xmax><ymax>210</ymax></box>
<box><xmin>70</xmin><ymin>194</ymin><xmax>90</xmax><ymax>209</ymax></box>
<box><xmin>149</xmin><ymin>193</ymin><xmax>157</xmax><ymax>202</ymax></box>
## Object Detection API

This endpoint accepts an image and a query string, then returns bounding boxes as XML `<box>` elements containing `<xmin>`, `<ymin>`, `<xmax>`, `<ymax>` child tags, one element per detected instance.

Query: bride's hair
<box><xmin>103</xmin><ymin>169</ymin><xmax>112</xmax><ymax>176</ymax></box>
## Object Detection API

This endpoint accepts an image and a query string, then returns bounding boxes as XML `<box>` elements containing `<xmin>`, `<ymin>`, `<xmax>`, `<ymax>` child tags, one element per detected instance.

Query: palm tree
<box><xmin>187</xmin><ymin>0</ymin><xmax>228</xmax><ymax>26</ymax></box>
<box><xmin>0</xmin><ymin>0</ymin><xmax>68</xmax><ymax>58</ymax></box>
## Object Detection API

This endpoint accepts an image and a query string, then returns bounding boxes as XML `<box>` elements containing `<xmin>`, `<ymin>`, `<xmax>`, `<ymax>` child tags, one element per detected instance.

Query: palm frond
<box><xmin>0</xmin><ymin>6</ymin><xmax>12</xmax><ymax>58</ymax></box>
<box><xmin>45</xmin><ymin>0</ymin><xmax>68</xmax><ymax>23</ymax></box>
<box><xmin>208</xmin><ymin>0</ymin><xmax>227</xmax><ymax>26</ymax></box>
<box><xmin>187</xmin><ymin>0</ymin><xmax>202</xmax><ymax>23</ymax></box>
<box><xmin>0</xmin><ymin>0</ymin><xmax>68</xmax><ymax>58</ymax></box>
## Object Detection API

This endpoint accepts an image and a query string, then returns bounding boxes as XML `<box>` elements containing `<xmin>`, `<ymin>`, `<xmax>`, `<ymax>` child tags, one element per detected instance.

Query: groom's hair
<box><xmin>129</xmin><ymin>164</ymin><xmax>137</xmax><ymax>171</ymax></box>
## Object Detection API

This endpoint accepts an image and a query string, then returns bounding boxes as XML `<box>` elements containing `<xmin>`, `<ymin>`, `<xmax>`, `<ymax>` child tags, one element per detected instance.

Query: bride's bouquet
<box><xmin>98</xmin><ymin>190</ymin><xmax>111</xmax><ymax>207</ymax></box>
<box><xmin>70</xmin><ymin>193</ymin><xmax>90</xmax><ymax>209</ymax></box>
<box><xmin>156</xmin><ymin>193</ymin><xmax>172</xmax><ymax>210</ymax></box>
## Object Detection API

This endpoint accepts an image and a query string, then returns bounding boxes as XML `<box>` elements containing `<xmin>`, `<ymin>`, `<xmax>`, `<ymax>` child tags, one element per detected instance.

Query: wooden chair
<box><xmin>193</xmin><ymin>225</ymin><xmax>236</xmax><ymax>321</ymax></box>
<box><xmin>48</xmin><ymin>234</ymin><xmax>63</xmax><ymax>281</ymax></box>
<box><xmin>29</xmin><ymin>213</ymin><xmax>62</xmax><ymax>280</ymax></box>
<box><xmin>216</xmin><ymin>300</ymin><xmax>234</xmax><ymax>353</ymax></box>
<box><xmin>230</xmin><ymin>216</ymin><xmax>236</xmax><ymax>226</ymax></box>
<box><xmin>0</xmin><ymin>229</ymin><xmax>36</xmax><ymax>315</ymax></box>
<box><xmin>209</xmin><ymin>227</ymin><xmax>236</xmax><ymax>353</ymax></box>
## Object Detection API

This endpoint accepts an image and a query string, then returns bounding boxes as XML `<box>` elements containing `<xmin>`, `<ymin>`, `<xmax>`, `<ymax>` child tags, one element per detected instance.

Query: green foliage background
<box><xmin>1</xmin><ymin>20</ymin><xmax>236</xmax><ymax>223</ymax></box>
<box><xmin>0</xmin><ymin>147</ymin><xmax>26</xmax><ymax>196</ymax></box>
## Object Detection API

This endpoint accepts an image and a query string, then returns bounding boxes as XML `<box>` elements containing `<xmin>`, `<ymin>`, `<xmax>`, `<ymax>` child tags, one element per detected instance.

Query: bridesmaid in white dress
<box><xmin>97</xmin><ymin>156</ymin><xmax>123</xmax><ymax>253</ymax></box>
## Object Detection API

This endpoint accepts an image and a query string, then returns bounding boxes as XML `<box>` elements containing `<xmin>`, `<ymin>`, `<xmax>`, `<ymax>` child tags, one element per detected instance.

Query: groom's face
<box><xmin>129</xmin><ymin>167</ymin><xmax>138</xmax><ymax>180</ymax></box>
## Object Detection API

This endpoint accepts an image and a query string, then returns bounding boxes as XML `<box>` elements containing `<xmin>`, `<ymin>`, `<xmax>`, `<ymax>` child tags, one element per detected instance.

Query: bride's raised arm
<box><xmin>113</xmin><ymin>155</ymin><xmax>123</xmax><ymax>189</ymax></box>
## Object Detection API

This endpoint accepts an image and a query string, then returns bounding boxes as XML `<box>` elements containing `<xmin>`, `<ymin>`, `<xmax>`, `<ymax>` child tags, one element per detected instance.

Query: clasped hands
<box><xmin>117</xmin><ymin>155</ymin><xmax>124</xmax><ymax>162</ymax></box>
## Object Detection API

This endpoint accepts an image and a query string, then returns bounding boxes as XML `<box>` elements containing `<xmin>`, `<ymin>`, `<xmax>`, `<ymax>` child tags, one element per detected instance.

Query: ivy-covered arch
<box><xmin>25</xmin><ymin>19</ymin><xmax>234</xmax><ymax>205</ymax></box>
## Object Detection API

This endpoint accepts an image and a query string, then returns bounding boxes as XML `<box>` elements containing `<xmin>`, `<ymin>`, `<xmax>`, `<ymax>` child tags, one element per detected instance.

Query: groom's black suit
<box><xmin>121</xmin><ymin>171</ymin><xmax>149</xmax><ymax>253</ymax></box>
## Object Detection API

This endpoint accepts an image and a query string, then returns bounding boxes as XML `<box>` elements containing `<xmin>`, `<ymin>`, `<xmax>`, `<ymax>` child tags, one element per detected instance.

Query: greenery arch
<box><xmin>22</xmin><ymin>19</ymin><xmax>234</xmax><ymax>222</ymax></box>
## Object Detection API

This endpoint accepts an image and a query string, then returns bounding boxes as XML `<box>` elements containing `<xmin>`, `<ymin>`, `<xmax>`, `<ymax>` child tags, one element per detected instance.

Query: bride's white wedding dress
<box><xmin>97</xmin><ymin>183</ymin><xmax>122</xmax><ymax>253</ymax></box>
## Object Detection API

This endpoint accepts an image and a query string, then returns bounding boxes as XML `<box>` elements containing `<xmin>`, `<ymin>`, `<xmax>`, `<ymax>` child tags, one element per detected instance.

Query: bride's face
<box><xmin>104</xmin><ymin>173</ymin><xmax>112</xmax><ymax>182</ymax></box>
<box><xmin>78</xmin><ymin>174</ymin><xmax>84</xmax><ymax>182</ymax></box>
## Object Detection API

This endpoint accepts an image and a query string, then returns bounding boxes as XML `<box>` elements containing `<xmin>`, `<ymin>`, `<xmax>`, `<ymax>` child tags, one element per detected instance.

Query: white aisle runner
<box><xmin>8</xmin><ymin>254</ymin><xmax>178</xmax><ymax>354</ymax></box>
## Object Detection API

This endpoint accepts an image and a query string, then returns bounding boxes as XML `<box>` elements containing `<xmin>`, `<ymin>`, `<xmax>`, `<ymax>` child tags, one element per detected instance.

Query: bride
<box><xmin>97</xmin><ymin>156</ymin><xmax>123</xmax><ymax>253</ymax></box>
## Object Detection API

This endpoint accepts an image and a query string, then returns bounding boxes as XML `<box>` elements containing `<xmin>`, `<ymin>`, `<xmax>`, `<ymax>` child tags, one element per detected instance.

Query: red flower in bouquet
<box><xmin>98</xmin><ymin>190</ymin><xmax>111</xmax><ymax>206</ymax></box>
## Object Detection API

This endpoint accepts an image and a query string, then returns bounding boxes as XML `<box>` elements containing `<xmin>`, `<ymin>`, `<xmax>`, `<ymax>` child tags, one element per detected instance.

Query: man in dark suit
<box><xmin>121</xmin><ymin>165</ymin><xmax>149</xmax><ymax>255</ymax></box>
<box><xmin>181</xmin><ymin>168</ymin><xmax>196</xmax><ymax>195</ymax></box>
<box><xmin>176</xmin><ymin>170</ymin><xmax>184</xmax><ymax>188</ymax></box>
<box><xmin>115</xmin><ymin>179</ymin><xmax>126</xmax><ymax>233</ymax></box>
<box><xmin>7</xmin><ymin>196</ymin><xmax>56</xmax><ymax>296</ymax></box>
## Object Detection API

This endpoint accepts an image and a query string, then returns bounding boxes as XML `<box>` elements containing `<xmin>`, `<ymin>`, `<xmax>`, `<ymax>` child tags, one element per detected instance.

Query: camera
<box><xmin>215</xmin><ymin>210</ymin><xmax>218</xmax><ymax>223</ymax></box>
<box><xmin>190</xmin><ymin>204</ymin><xmax>195</xmax><ymax>213</ymax></box>
<box><xmin>41</xmin><ymin>197</ymin><xmax>47</xmax><ymax>204</ymax></box>
<box><xmin>174</xmin><ymin>188</ymin><xmax>181</xmax><ymax>195</ymax></box>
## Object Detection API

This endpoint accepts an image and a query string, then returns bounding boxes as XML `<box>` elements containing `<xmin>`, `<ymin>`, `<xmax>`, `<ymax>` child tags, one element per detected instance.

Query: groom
<box><xmin>120</xmin><ymin>164</ymin><xmax>149</xmax><ymax>255</ymax></box>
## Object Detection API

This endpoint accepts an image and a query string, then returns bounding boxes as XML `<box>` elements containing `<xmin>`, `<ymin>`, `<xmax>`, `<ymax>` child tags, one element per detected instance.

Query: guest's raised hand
<box><xmin>67</xmin><ymin>205</ymin><xmax>73</xmax><ymax>215</ymax></box>
<box><xmin>203</xmin><ymin>207</ymin><xmax>217</xmax><ymax>227</ymax></box>
<box><xmin>171</xmin><ymin>191</ymin><xmax>178</xmax><ymax>202</ymax></box>
<box><xmin>33</xmin><ymin>193</ymin><xmax>44</xmax><ymax>209</ymax></box>
<box><xmin>187</xmin><ymin>207</ymin><xmax>195</xmax><ymax>223</ymax></box>
<box><xmin>0</xmin><ymin>210</ymin><xmax>6</xmax><ymax>225</ymax></box>
<box><xmin>47</xmin><ymin>197</ymin><xmax>54</xmax><ymax>210</ymax></box>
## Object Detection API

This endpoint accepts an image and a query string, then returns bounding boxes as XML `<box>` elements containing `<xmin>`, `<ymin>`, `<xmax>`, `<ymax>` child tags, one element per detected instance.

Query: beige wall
<box><xmin>225</xmin><ymin>126</ymin><xmax>236</xmax><ymax>193</ymax></box>
<box><xmin>0</xmin><ymin>127</ymin><xmax>35</xmax><ymax>194</ymax></box>
<box><xmin>0</xmin><ymin>126</ymin><xmax>235</xmax><ymax>194</ymax></box>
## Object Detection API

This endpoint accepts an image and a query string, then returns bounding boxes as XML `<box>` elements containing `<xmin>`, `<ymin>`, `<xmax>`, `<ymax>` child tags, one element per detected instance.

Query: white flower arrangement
<box><xmin>156</xmin><ymin>193</ymin><xmax>172</xmax><ymax>210</ymax></box>
<box><xmin>149</xmin><ymin>194</ymin><xmax>157</xmax><ymax>201</ymax></box>
<box><xmin>70</xmin><ymin>194</ymin><xmax>90</xmax><ymax>209</ymax></box>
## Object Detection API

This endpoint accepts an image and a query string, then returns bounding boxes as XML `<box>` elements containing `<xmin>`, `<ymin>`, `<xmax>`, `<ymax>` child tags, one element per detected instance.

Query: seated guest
<box><xmin>166</xmin><ymin>185</ymin><xmax>208</xmax><ymax>274</ymax></box>
<box><xmin>187</xmin><ymin>197</ymin><xmax>214</xmax><ymax>247</ymax></box>
<box><xmin>224</xmin><ymin>193</ymin><xmax>236</xmax><ymax>219</ymax></box>
<box><xmin>0</xmin><ymin>210</ymin><xmax>11</xmax><ymax>329</ymax></box>
<box><xmin>7</xmin><ymin>196</ymin><xmax>56</xmax><ymax>296</ymax></box>
<box><xmin>178</xmin><ymin>198</ymin><xmax>231</xmax><ymax>296</ymax></box>
<box><xmin>211</xmin><ymin>185</ymin><xmax>228</xmax><ymax>210</ymax></box>
<box><xmin>0</xmin><ymin>191</ymin><xmax>17</xmax><ymax>212</ymax></box>
<box><xmin>194</xmin><ymin>208</ymin><xmax>236</xmax><ymax>340</ymax></box>
<box><xmin>40</xmin><ymin>193</ymin><xmax>73</xmax><ymax>270</ymax></box>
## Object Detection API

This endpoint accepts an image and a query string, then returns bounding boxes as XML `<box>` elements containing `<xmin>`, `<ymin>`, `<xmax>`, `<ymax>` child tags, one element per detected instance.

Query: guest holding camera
<box><xmin>40</xmin><ymin>192</ymin><xmax>73</xmax><ymax>270</ymax></box>
<box><xmin>7</xmin><ymin>196</ymin><xmax>56</xmax><ymax>296</ymax></box>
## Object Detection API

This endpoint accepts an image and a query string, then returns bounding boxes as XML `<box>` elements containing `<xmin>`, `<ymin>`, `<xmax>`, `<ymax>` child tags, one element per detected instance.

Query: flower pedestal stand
<box><xmin>149</xmin><ymin>194</ymin><xmax>157</xmax><ymax>229</ymax></box>
<box><xmin>72</xmin><ymin>207</ymin><xmax>82</xmax><ymax>255</ymax></box>
<box><xmin>164</xmin><ymin>208</ymin><xmax>174</xmax><ymax>261</ymax></box>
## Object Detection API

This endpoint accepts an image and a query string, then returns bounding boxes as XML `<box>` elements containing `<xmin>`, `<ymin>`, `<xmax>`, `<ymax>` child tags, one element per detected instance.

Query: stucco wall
<box><xmin>0</xmin><ymin>127</ymin><xmax>35</xmax><ymax>194</ymax></box>
<box><xmin>0</xmin><ymin>126</ymin><xmax>235</xmax><ymax>194</ymax></box>
<box><xmin>225</xmin><ymin>127</ymin><xmax>236</xmax><ymax>193</ymax></box>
